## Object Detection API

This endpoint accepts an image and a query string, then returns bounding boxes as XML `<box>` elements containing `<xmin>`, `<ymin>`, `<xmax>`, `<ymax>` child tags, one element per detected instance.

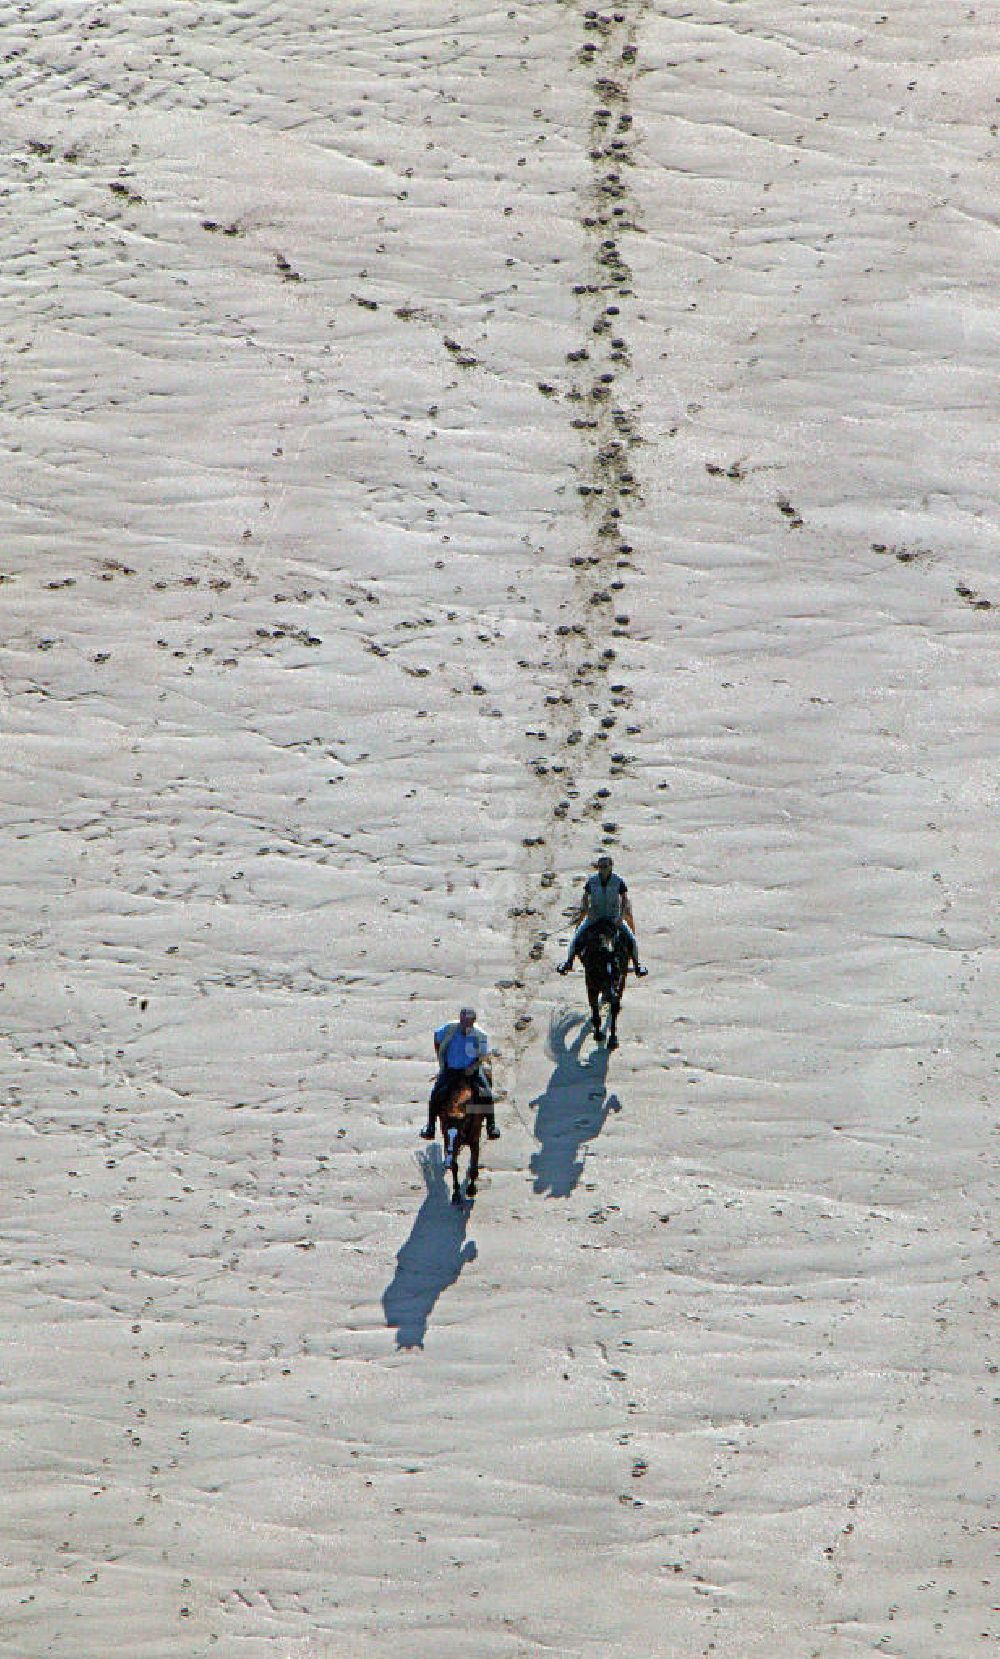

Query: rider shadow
<box><xmin>382</xmin><ymin>1148</ymin><xmax>477</xmax><ymax>1350</ymax></box>
<box><xmin>530</xmin><ymin>1010</ymin><xmax>622</xmax><ymax>1199</ymax></box>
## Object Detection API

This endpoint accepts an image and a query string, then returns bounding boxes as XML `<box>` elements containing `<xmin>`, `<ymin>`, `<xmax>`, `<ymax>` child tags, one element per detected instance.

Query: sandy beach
<box><xmin>1</xmin><ymin>3</ymin><xmax>997</xmax><ymax>1655</ymax></box>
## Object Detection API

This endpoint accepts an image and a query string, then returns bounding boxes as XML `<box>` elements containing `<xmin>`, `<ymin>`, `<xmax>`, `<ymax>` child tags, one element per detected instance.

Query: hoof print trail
<box><xmin>517</xmin><ymin>3</ymin><xmax>647</xmax><ymax>1008</ymax></box>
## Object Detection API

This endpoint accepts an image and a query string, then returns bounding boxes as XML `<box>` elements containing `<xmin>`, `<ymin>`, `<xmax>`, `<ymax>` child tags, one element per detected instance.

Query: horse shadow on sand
<box><xmin>530</xmin><ymin>1010</ymin><xmax>622</xmax><ymax>1198</ymax></box>
<box><xmin>382</xmin><ymin>1147</ymin><xmax>477</xmax><ymax>1350</ymax></box>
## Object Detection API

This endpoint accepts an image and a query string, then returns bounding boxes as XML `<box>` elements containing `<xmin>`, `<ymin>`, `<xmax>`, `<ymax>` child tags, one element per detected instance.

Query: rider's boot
<box><xmin>557</xmin><ymin>951</ymin><xmax>574</xmax><ymax>976</ymax></box>
<box><xmin>419</xmin><ymin>1109</ymin><xmax>436</xmax><ymax>1140</ymax></box>
<box><xmin>486</xmin><ymin>1115</ymin><xmax>501</xmax><ymax>1141</ymax></box>
<box><xmin>632</xmin><ymin>954</ymin><xmax>648</xmax><ymax>977</ymax></box>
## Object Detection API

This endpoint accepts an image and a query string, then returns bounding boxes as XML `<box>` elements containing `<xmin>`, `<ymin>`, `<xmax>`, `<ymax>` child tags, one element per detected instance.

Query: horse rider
<box><xmin>420</xmin><ymin>1005</ymin><xmax>500</xmax><ymax>1142</ymax></box>
<box><xmin>557</xmin><ymin>853</ymin><xmax>647</xmax><ymax>977</ymax></box>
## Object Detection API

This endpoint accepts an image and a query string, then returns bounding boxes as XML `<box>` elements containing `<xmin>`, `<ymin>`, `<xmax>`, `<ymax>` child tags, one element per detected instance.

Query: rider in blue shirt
<box><xmin>420</xmin><ymin>1005</ymin><xmax>499</xmax><ymax>1141</ymax></box>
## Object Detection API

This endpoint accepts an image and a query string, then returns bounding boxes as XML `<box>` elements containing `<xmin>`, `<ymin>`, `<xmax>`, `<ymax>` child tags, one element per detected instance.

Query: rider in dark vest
<box><xmin>558</xmin><ymin>855</ymin><xmax>647</xmax><ymax>976</ymax></box>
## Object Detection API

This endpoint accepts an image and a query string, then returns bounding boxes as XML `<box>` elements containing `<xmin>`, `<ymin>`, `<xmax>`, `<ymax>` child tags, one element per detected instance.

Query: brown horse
<box><xmin>439</xmin><ymin>1075</ymin><xmax>485</xmax><ymax>1206</ymax></box>
<box><xmin>581</xmin><ymin>919</ymin><xmax>630</xmax><ymax>1050</ymax></box>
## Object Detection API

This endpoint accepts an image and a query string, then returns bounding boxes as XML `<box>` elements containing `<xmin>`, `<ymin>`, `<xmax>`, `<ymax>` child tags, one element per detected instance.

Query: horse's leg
<box><xmin>466</xmin><ymin>1117</ymin><xmax>482</xmax><ymax>1199</ymax></box>
<box><xmin>586</xmin><ymin>971</ymin><xmax>602</xmax><ymax>1042</ymax></box>
<box><xmin>607</xmin><ymin>970</ymin><xmax>625</xmax><ymax>1051</ymax></box>
<box><xmin>444</xmin><ymin>1123</ymin><xmax>460</xmax><ymax>1203</ymax></box>
<box><xmin>444</xmin><ymin>1126</ymin><xmax>463</xmax><ymax>1203</ymax></box>
<box><xmin>595</xmin><ymin>964</ymin><xmax>615</xmax><ymax>1044</ymax></box>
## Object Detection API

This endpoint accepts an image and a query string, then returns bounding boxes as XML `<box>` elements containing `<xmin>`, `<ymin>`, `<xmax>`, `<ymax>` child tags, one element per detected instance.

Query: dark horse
<box><xmin>580</xmin><ymin>920</ymin><xmax>630</xmax><ymax>1050</ymax></box>
<box><xmin>439</xmin><ymin>1074</ymin><xmax>485</xmax><ymax>1206</ymax></box>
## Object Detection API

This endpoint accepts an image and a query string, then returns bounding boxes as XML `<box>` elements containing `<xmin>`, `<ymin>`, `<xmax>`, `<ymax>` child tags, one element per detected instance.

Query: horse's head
<box><xmin>581</xmin><ymin>922</ymin><xmax>628</xmax><ymax>1002</ymax></box>
<box><xmin>585</xmin><ymin>920</ymin><xmax>620</xmax><ymax>961</ymax></box>
<box><xmin>442</xmin><ymin>1079</ymin><xmax>474</xmax><ymax>1120</ymax></box>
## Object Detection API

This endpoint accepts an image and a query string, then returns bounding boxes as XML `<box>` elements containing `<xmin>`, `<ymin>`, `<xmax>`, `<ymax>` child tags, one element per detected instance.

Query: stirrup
<box><xmin>557</xmin><ymin>959</ymin><xmax>573</xmax><ymax>975</ymax></box>
<box><xmin>419</xmin><ymin>1123</ymin><xmax>435</xmax><ymax>1139</ymax></box>
<box><xmin>486</xmin><ymin>1121</ymin><xmax>501</xmax><ymax>1140</ymax></box>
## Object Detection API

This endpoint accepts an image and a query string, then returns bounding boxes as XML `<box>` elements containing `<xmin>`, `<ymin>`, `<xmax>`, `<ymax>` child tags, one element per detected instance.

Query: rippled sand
<box><xmin>2</xmin><ymin>4</ymin><xmax>996</xmax><ymax>1655</ymax></box>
